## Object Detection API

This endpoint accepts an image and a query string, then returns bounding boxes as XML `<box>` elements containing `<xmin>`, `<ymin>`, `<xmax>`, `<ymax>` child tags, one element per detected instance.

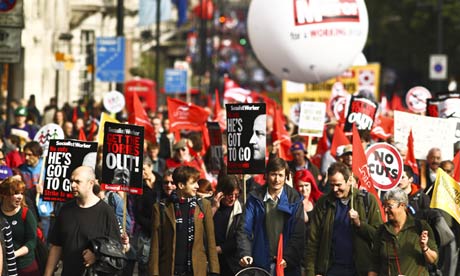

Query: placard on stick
<box><xmin>101</xmin><ymin>122</ymin><xmax>144</xmax><ymax>195</ymax></box>
<box><xmin>365</xmin><ymin>143</ymin><xmax>403</xmax><ymax>191</ymax></box>
<box><xmin>226</xmin><ymin>103</ymin><xmax>266</xmax><ymax>174</ymax></box>
<box><xmin>44</xmin><ymin>140</ymin><xmax>98</xmax><ymax>202</ymax></box>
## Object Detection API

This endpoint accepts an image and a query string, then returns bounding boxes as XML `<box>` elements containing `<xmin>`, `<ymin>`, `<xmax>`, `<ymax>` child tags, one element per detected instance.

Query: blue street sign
<box><xmin>96</xmin><ymin>37</ymin><xmax>125</xmax><ymax>82</ymax></box>
<box><xmin>164</xmin><ymin>69</ymin><xmax>187</xmax><ymax>94</ymax></box>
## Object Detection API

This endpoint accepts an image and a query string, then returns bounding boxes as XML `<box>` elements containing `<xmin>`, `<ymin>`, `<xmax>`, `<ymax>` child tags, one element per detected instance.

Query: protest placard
<box><xmin>43</xmin><ymin>139</ymin><xmax>98</xmax><ymax>202</ymax></box>
<box><xmin>344</xmin><ymin>96</ymin><xmax>378</xmax><ymax>132</ymax></box>
<box><xmin>226</xmin><ymin>103</ymin><xmax>266</xmax><ymax>174</ymax></box>
<box><xmin>298</xmin><ymin>101</ymin><xmax>326</xmax><ymax>137</ymax></box>
<box><xmin>207</xmin><ymin>122</ymin><xmax>224</xmax><ymax>174</ymax></box>
<box><xmin>394</xmin><ymin>111</ymin><xmax>456</xmax><ymax>160</ymax></box>
<box><xmin>365</xmin><ymin>143</ymin><xmax>403</xmax><ymax>191</ymax></box>
<box><xmin>101</xmin><ymin>122</ymin><xmax>144</xmax><ymax>194</ymax></box>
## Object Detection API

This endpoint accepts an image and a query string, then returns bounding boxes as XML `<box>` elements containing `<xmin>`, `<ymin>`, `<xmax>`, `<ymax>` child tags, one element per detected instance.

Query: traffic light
<box><xmin>239</xmin><ymin>37</ymin><xmax>247</xmax><ymax>46</ymax></box>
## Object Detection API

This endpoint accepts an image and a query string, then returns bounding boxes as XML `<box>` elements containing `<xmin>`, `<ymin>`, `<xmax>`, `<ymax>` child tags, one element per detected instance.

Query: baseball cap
<box><xmin>14</xmin><ymin>107</ymin><xmax>28</xmax><ymax>117</ymax></box>
<box><xmin>337</xmin><ymin>144</ymin><xmax>353</xmax><ymax>157</ymax></box>
<box><xmin>0</xmin><ymin>166</ymin><xmax>13</xmax><ymax>180</ymax></box>
<box><xmin>290</xmin><ymin>141</ymin><xmax>306</xmax><ymax>152</ymax></box>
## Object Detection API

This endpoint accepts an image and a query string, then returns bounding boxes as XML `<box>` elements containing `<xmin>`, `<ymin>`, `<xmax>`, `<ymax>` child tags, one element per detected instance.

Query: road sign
<box><xmin>429</xmin><ymin>54</ymin><xmax>447</xmax><ymax>80</ymax></box>
<box><xmin>96</xmin><ymin>37</ymin><xmax>125</xmax><ymax>82</ymax></box>
<box><xmin>0</xmin><ymin>0</ymin><xmax>24</xmax><ymax>28</ymax></box>
<box><xmin>405</xmin><ymin>86</ymin><xmax>432</xmax><ymax>113</ymax></box>
<box><xmin>365</xmin><ymin>143</ymin><xmax>403</xmax><ymax>191</ymax></box>
<box><xmin>0</xmin><ymin>27</ymin><xmax>20</xmax><ymax>63</ymax></box>
<box><xmin>164</xmin><ymin>68</ymin><xmax>187</xmax><ymax>94</ymax></box>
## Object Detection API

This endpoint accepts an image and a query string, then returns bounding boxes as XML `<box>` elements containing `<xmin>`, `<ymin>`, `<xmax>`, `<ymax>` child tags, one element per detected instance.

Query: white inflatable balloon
<box><xmin>247</xmin><ymin>0</ymin><xmax>369</xmax><ymax>83</ymax></box>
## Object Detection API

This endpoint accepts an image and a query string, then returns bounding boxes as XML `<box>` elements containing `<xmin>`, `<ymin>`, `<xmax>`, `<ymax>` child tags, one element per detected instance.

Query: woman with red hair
<box><xmin>293</xmin><ymin>169</ymin><xmax>322</xmax><ymax>223</ymax></box>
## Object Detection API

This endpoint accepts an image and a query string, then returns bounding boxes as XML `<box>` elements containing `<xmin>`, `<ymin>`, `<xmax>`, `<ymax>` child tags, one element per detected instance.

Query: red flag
<box><xmin>213</xmin><ymin>89</ymin><xmax>226</xmax><ymax>131</ymax></box>
<box><xmin>370</xmin><ymin>115</ymin><xmax>394</xmax><ymax>141</ymax></box>
<box><xmin>311</xmin><ymin>126</ymin><xmax>329</xmax><ymax>168</ymax></box>
<box><xmin>87</xmin><ymin>119</ymin><xmax>98</xmax><ymax>141</ymax></box>
<box><xmin>453</xmin><ymin>151</ymin><xmax>460</xmax><ymax>182</ymax></box>
<box><xmin>167</xmin><ymin>97</ymin><xmax>211</xmax><ymax>155</ymax></box>
<box><xmin>391</xmin><ymin>94</ymin><xmax>405</xmax><ymax>111</ymax></box>
<box><xmin>276</xmin><ymin>233</ymin><xmax>284</xmax><ymax>276</ymax></box>
<box><xmin>78</xmin><ymin>128</ymin><xmax>87</xmax><ymax>141</ymax></box>
<box><xmin>167</xmin><ymin>97</ymin><xmax>210</xmax><ymax>132</ymax></box>
<box><xmin>272</xmin><ymin>105</ymin><xmax>292</xmax><ymax>161</ymax></box>
<box><xmin>129</xmin><ymin>92</ymin><xmax>156</xmax><ymax>142</ymax></box>
<box><xmin>405</xmin><ymin>129</ymin><xmax>419</xmax><ymax>176</ymax></box>
<box><xmin>330</xmin><ymin>123</ymin><xmax>350</xmax><ymax>157</ymax></box>
<box><xmin>352</xmin><ymin>124</ymin><xmax>386</xmax><ymax>222</ymax></box>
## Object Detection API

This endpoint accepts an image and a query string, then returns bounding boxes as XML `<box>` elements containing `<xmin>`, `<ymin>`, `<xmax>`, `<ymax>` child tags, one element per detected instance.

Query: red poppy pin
<box><xmin>198</xmin><ymin>212</ymin><xmax>204</xmax><ymax>219</ymax></box>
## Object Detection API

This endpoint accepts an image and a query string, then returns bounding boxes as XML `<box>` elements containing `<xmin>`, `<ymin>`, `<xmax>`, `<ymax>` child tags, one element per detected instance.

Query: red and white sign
<box><xmin>103</xmin><ymin>90</ymin><xmax>125</xmax><ymax>114</ymax></box>
<box><xmin>365</xmin><ymin>143</ymin><xmax>403</xmax><ymax>191</ymax></box>
<box><xmin>406</xmin><ymin>86</ymin><xmax>432</xmax><ymax>113</ymax></box>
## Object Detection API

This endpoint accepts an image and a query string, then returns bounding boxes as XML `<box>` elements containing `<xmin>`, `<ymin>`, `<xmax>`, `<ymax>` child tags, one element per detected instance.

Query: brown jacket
<box><xmin>149</xmin><ymin>198</ymin><xmax>220</xmax><ymax>275</ymax></box>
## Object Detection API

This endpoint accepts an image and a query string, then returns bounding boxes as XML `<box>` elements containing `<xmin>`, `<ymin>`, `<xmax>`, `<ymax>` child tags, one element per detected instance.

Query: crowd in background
<box><xmin>0</xmin><ymin>93</ymin><xmax>458</xmax><ymax>276</ymax></box>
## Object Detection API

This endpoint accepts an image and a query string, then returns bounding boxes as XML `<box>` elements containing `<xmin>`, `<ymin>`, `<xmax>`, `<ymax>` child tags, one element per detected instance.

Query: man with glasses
<box><xmin>306</xmin><ymin>162</ymin><xmax>382</xmax><ymax>276</ymax></box>
<box><xmin>238</xmin><ymin>157</ymin><xmax>305</xmax><ymax>275</ymax></box>
<box><xmin>212</xmin><ymin>175</ymin><xmax>243</xmax><ymax>276</ymax></box>
<box><xmin>166</xmin><ymin>138</ymin><xmax>205</xmax><ymax>178</ymax></box>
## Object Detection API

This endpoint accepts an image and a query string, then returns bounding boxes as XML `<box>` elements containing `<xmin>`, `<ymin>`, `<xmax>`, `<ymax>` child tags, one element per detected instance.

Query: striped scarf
<box><xmin>172</xmin><ymin>192</ymin><xmax>196</xmax><ymax>273</ymax></box>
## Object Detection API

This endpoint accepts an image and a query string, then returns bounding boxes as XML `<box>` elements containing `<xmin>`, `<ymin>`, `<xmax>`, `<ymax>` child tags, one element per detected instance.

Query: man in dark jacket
<box><xmin>238</xmin><ymin>157</ymin><xmax>305</xmax><ymax>275</ymax></box>
<box><xmin>288</xmin><ymin>141</ymin><xmax>321</xmax><ymax>185</ymax></box>
<box><xmin>306</xmin><ymin>162</ymin><xmax>382</xmax><ymax>276</ymax></box>
<box><xmin>398</xmin><ymin>165</ymin><xmax>430</xmax><ymax>215</ymax></box>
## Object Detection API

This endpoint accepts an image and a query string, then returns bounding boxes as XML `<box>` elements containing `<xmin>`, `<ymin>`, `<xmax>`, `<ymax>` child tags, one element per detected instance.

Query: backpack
<box><xmin>414</xmin><ymin>209</ymin><xmax>458</xmax><ymax>276</ymax></box>
<box><xmin>20</xmin><ymin>207</ymin><xmax>48</xmax><ymax>275</ymax></box>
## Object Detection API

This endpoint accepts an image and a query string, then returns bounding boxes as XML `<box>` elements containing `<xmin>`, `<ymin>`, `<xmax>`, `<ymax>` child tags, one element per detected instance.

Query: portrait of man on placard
<box><xmin>111</xmin><ymin>167</ymin><xmax>131</xmax><ymax>185</ymax></box>
<box><xmin>249</xmin><ymin>114</ymin><xmax>267</xmax><ymax>161</ymax></box>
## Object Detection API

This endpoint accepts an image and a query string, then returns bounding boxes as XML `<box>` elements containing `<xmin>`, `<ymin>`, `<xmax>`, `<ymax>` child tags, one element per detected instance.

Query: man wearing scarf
<box><xmin>149</xmin><ymin>165</ymin><xmax>219</xmax><ymax>276</ymax></box>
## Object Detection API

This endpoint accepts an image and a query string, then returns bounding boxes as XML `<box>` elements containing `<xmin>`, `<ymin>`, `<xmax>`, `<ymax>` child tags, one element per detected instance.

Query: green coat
<box><xmin>305</xmin><ymin>188</ymin><xmax>383</xmax><ymax>276</ymax></box>
<box><xmin>369</xmin><ymin>215</ymin><xmax>438</xmax><ymax>275</ymax></box>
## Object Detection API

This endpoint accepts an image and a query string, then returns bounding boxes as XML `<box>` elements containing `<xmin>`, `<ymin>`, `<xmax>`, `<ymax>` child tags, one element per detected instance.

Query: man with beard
<box><xmin>424</xmin><ymin>147</ymin><xmax>442</xmax><ymax>197</ymax></box>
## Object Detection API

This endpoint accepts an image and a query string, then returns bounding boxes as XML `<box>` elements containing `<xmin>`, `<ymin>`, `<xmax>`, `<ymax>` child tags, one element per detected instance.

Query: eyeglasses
<box><xmin>383</xmin><ymin>202</ymin><xmax>401</xmax><ymax>210</ymax></box>
<box><xmin>225</xmin><ymin>193</ymin><xmax>239</xmax><ymax>199</ymax></box>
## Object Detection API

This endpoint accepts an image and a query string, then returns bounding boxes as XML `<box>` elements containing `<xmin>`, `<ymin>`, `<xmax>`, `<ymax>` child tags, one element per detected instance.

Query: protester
<box><xmin>166</xmin><ymin>138</ymin><xmax>205</xmax><ymax>178</ymax></box>
<box><xmin>197</xmin><ymin>178</ymin><xmax>214</xmax><ymax>199</ymax></box>
<box><xmin>149</xmin><ymin>165</ymin><xmax>220</xmax><ymax>276</ymax></box>
<box><xmin>293</xmin><ymin>169</ymin><xmax>322</xmax><ymax>224</ymax></box>
<box><xmin>212</xmin><ymin>175</ymin><xmax>243</xmax><ymax>276</ymax></box>
<box><xmin>161</xmin><ymin>168</ymin><xmax>177</xmax><ymax>198</ymax></box>
<box><xmin>288</xmin><ymin>141</ymin><xmax>321</xmax><ymax>185</ymax></box>
<box><xmin>133</xmin><ymin>158</ymin><xmax>161</xmax><ymax>276</ymax></box>
<box><xmin>336</xmin><ymin>144</ymin><xmax>352</xmax><ymax>169</ymax></box>
<box><xmin>398</xmin><ymin>165</ymin><xmax>430</xmax><ymax>215</ymax></box>
<box><xmin>424</xmin><ymin>147</ymin><xmax>442</xmax><ymax>196</ymax></box>
<box><xmin>5</xmin><ymin>107</ymin><xmax>37</xmax><ymax>141</ymax></box>
<box><xmin>145</xmin><ymin>142</ymin><xmax>165</xmax><ymax>176</ymax></box>
<box><xmin>0</xmin><ymin>177</ymin><xmax>39</xmax><ymax>276</ymax></box>
<box><xmin>238</xmin><ymin>157</ymin><xmax>304</xmax><ymax>275</ymax></box>
<box><xmin>368</xmin><ymin>188</ymin><xmax>438</xmax><ymax>275</ymax></box>
<box><xmin>44</xmin><ymin>166</ymin><xmax>128</xmax><ymax>276</ymax></box>
<box><xmin>306</xmin><ymin>162</ymin><xmax>382</xmax><ymax>276</ymax></box>
<box><xmin>18</xmin><ymin>141</ymin><xmax>52</xmax><ymax>240</ymax></box>
<box><xmin>440</xmin><ymin>160</ymin><xmax>454</xmax><ymax>177</ymax></box>
<box><xmin>151</xmin><ymin>116</ymin><xmax>171</xmax><ymax>159</ymax></box>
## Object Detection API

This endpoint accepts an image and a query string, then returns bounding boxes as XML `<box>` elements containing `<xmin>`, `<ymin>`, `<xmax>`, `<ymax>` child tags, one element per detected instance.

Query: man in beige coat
<box><xmin>149</xmin><ymin>165</ymin><xmax>219</xmax><ymax>276</ymax></box>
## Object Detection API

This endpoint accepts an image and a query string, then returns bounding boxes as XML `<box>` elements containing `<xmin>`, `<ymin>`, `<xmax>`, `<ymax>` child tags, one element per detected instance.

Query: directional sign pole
<box><xmin>116</xmin><ymin>0</ymin><xmax>124</xmax><ymax>93</ymax></box>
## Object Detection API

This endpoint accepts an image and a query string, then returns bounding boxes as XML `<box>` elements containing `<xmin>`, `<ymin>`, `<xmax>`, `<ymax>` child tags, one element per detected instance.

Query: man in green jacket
<box><xmin>306</xmin><ymin>162</ymin><xmax>383</xmax><ymax>276</ymax></box>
